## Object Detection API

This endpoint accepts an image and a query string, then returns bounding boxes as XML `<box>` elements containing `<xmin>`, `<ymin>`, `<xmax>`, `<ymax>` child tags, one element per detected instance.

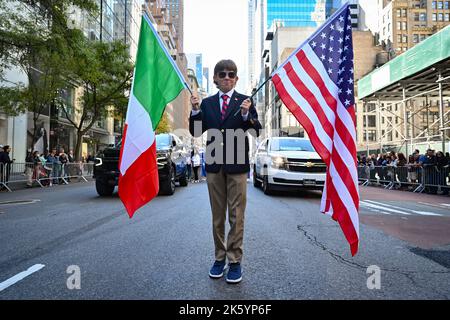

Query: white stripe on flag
<box><xmin>278</xmin><ymin>67</ymin><xmax>333</xmax><ymax>153</ymax></box>
<box><xmin>120</xmin><ymin>92</ymin><xmax>155</xmax><ymax>175</ymax></box>
<box><xmin>329</xmin><ymin>161</ymin><xmax>360</xmax><ymax>238</ymax></box>
<box><xmin>289</xmin><ymin>48</ymin><xmax>358</xmax><ymax>188</ymax></box>
<box><xmin>302</xmin><ymin>44</ymin><xmax>357</xmax><ymax>139</ymax></box>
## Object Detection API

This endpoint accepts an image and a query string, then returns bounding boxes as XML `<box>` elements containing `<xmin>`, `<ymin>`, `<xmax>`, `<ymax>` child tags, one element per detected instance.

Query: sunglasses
<box><xmin>217</xmin><ymin>71</ymin><xmax>236</xmax><ymax>79</ymax></box>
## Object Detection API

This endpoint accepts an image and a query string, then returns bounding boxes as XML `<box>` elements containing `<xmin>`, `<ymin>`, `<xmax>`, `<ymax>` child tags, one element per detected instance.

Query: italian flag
<box><xmin>119</xmin><ymin>14</ymin><xmax>186</xmax><ymax>218</ymax></box>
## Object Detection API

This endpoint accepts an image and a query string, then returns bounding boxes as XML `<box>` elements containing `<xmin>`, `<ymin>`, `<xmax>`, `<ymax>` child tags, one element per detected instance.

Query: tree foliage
<box><xmin>59</xmin><ymin>38</ymin><xmax>133</xmax><ymax>161</ymax></box>
<box><xmin>156</xmin><ymin>112</ymin><xmax>172</xmax><ymax>134</ymax></box>
<box><xmin>0</xmin><ymin>0</ymin><xmax>98</xmax><ymax>154</ymax></box>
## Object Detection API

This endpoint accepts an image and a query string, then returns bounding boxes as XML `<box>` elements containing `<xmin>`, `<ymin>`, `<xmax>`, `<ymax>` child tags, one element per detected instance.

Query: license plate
<box><xmin>303</xmin><ymin>179</ymin><xmax>316</xmax><ymax>185</ymax></box>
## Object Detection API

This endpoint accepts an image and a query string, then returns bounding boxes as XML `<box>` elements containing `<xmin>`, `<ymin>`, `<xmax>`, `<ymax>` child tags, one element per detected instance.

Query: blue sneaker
<box><xmin>226</xmin><ymin>263</ymin><xmax>242</xmax><ymax>284</ymax></box>
<box><xmin>209</xmin><ymin>260</ymin><xmax>227</xmax><ymax>278</ymax></box>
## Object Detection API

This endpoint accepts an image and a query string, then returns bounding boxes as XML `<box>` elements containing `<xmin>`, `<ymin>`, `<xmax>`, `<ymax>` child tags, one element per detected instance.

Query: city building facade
<box><xmin>379</xmin><ymin>0</ymin><xmax>450</xmax><ymax>56</ymax></box>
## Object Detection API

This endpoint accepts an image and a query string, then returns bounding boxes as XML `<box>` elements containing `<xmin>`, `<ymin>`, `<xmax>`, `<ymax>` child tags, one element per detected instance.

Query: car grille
<box><xmin>285</xmin><ymin>158</ymin><xmax>326</xmax><ymax>173</ymax></box>
<box><xmin>101</xmin><ymin>158</ymin><xmax>119</xmax><ymax>171</ymax></box>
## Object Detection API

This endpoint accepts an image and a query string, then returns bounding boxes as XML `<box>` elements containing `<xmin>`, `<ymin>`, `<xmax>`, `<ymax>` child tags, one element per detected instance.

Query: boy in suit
<box><xmin>189</xmin><ymin>60</ymin><xmax>261</xmax><ymax>284</ymax></box>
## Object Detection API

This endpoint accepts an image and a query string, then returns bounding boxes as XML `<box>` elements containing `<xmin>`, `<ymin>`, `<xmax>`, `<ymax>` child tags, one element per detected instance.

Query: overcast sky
<box><xmin>184</xmin><ymin>0</ymin><xmax>249</xmax><ymax>93</ymax></box>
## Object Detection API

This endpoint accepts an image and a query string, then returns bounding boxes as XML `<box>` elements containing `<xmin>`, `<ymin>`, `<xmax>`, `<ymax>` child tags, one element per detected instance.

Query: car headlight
<box><xmin>94</xmin><ymin>153</ymin><xmax>104</xmax><ymax>166</ymax></box>
<box><xmin>157</xmin><ymin>151</ymin><xmax>169</xmax><ymax>166</ymax></box>
<box><xmin>271</xmin><ymin>156</ymin><xmax>286</xmax><ymax>169</ymax></box>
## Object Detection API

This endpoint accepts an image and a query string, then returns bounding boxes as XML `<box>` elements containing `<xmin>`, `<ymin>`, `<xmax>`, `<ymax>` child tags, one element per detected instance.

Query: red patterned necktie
<box><xmin>221</xmin><ymin>94</ymin><xmax>229</xmax><ymax>120</ymax></box>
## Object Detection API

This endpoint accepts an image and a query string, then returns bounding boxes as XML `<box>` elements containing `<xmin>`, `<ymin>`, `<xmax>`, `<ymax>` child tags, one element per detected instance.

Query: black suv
<box><xmin>93</xmin><ymin>133</ymin><xmax>188</xmax><ymax>196</ymax></box>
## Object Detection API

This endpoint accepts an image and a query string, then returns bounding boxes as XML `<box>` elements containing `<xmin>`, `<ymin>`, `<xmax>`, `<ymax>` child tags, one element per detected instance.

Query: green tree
<box><xmin>59</xmin><ymin>38</ymin><xmax>133</xmax><ymax>161</ymax></box>
<box><xmin>155</xmin><ymin>112</ymin><xmax>171</xmax><ymax>134</ymax></box>
<box><xmin>0</xmin><ymin>0</ymin><xmax>97</xmax><ymax>154</ymax></box>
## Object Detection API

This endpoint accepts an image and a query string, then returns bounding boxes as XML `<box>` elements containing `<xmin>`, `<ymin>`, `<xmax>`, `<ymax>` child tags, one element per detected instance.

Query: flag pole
<box><xmin>233</xmin><ymin>76</ymin><xmax>272</xmax><ymax>116</ymax></box>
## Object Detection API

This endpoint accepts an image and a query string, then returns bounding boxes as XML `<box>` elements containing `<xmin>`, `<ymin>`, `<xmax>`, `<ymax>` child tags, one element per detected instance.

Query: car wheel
<box><xmin>262</xmin><ymin>175</ymin><xmax>273</xmax><ymax>195</ymax></box>
<box><xmin>95</xmin><ymin>179</ymin><xmax>114</xmax><ymax>196</ymax></box>
<box><xmin>160</xmin><ymin>165</ymin><xmax>176</xmax><ymax>195</ymax></box>
<box><xmin>253</xmin><ymin>166</ymin><xmax>262</xmax><ymax>188</ymax></box>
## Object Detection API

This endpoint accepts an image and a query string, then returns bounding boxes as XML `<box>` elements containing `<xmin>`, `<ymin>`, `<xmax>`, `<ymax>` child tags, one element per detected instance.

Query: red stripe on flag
<box><xmin>119</xmin><ymin>142</ymin><xmax>159</xmax><ymax>218</ymax></box>
<box><xmin>296</xmin><ymin>50</ymin><xmax>338</xmax><ymax>113</ymax></box>
<box><xmin>297</xmin><ymin>51</ymin><xmax>358</xmax><ymax>167</ymax></box>
<box><xmin>283</xmin><ymin>60</ymin><xmax>359</xmax><ymax>209</ymax></box>
<box><xmin>272</xmin><ymin>74</ymin><xmax>331</xmax><ymax>165</ymax></box>
<box><xmin>327</xmin><ymin>179</ymin><xmax>359</xmax><ymax>256</ymax></box>
<box><xmin>284</xmin><ymin>62</ymin><xmax>335</xmax><ymax>140</ymax></box>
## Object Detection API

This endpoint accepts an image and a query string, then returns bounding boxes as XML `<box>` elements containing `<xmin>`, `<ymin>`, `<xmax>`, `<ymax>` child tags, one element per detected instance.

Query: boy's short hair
<box><xmin>214</xmin><ymin>59</ymin><xmax>237</xmax><ymax>75</ymax></box>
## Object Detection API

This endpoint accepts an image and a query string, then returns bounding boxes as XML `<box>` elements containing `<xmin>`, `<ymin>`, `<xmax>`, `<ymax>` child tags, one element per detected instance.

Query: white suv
<box><xmin>253</xmin><ymin>137</ymin><xmax>326</xmax><ymax>194</ymax></box>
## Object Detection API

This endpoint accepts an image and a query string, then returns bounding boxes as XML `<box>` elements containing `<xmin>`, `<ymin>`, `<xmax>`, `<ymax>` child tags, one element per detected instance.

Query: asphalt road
<box><xmin>0</xmin><ymin>180</ymin><xmax>449</xmax><ymax>299</ymax></box>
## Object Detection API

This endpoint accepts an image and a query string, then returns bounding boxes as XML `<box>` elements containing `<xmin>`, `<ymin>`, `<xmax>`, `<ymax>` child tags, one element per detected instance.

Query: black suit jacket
<box><xmin>189</xmin><ymin>91</ymin><xmax>262</xmax><ymax>174</ymax></box>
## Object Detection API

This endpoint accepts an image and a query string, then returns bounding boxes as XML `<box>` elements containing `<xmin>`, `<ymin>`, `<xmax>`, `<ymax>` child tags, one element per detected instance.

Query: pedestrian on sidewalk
<box><xmin>0</xmin><ymin>145</ymin><xmax>14</xmax><ymax>189</ymax></box>
<box><xmin>189</xmin><ymin>59</ymin><xmax>261</xmax><ymax>284</ymax></box>
<box><xmin>59</xmin><ymin>149</ymin><xmax>69</xmax><ymax>183</ymax></box>
<box><xmin>192</xmin><ymin>149</ymin><xmax>201</xmax><ymax>183</ymax></box>
<box><xmin>185</xmin><ymin>151</ymin><xmax>192</xmax><ymax>182</ymax></box>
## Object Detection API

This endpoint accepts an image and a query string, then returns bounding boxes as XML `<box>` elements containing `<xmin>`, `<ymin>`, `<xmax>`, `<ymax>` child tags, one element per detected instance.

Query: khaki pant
<box><xmin>206</xmin><ymin>168</ymin><xmax>247</xmax><ymax>263</ymax></box>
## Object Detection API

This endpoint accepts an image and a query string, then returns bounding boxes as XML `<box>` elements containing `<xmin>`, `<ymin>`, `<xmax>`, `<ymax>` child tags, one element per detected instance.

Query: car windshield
<box><xmin>270</xmin><ymin>139</ymin><xmax>315</xmax><ymax>152</ymax></box>
<box><xmin>156</xmin><ymin>134</ymin><xmax>171</xmax><ymax>148</ymax></box>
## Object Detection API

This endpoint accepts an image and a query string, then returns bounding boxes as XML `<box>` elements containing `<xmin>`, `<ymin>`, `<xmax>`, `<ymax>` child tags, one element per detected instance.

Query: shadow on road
<box><xmin>251</xmin><ymin>186</ymin><xmax>323</xmax><ymax>199</ymax></box>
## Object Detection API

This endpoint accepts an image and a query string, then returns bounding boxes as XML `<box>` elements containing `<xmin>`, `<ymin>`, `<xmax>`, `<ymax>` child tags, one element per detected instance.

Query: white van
<box><xmin>253</xmin><ymin>137</ymin><xmax>326</xmax><ymax>194</ymax></box>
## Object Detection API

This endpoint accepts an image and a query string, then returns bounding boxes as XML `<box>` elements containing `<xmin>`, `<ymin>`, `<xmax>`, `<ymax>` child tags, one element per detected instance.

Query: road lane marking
<box><xmin>0</xmin><ymin>199</ymin><xmax>41</xmax><ymax>206</ymax></box>
<box><xmin>360</xmin><ymin>201</ymin><xmax>394</xmax><ymax>214</ymax></box>
<box><xmin>364</xmin><ymin>200</ymin><xmax>442</xmax><ymax>216</ymax></box>
<box><xmin>418</xmin><ymin>202</ymin><xmax>450</xmax><ymax>210</ymax></box>
<box><xmin>0</xmin><ymin>264</ymin><xmax>45</xmax><ymax>292</ymax></box>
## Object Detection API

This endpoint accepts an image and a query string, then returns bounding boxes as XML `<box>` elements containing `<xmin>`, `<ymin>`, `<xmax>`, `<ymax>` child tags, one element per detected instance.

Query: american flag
<box><xmin>271</xmin><ymin>4</ymin><xmax>359</xmax><ymax>256</ymax></box>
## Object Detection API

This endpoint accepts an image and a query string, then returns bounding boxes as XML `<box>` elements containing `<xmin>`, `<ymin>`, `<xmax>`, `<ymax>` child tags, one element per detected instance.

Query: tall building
<box><xmin>186</xmin><ymin>53</ymin><xmax>204</xmax><ymax>90</ymax></box>
<box><xmin>202</xmin><ymin>67</ymin><xmax>210</xmax><ymax>93</ymax></box>
<box><xmin>165</xmin><ymin>0</ymin><xmax>184</xmax><ymax>52</ymax></box>
<box><xmin>379</xmin><ymin>0</ymin><xmax>450</xmax><ymax>55</ymax></box>
<box><xmin>144</xmin><ymin>0</ymin><xmax>190</xmax><ymax>133</ymax></box>
<box><xmin>112</xmin><ymin>0</ymin><xmax>143</xmax><ymax>61</ymax></box>
<box><xmin>49</xmin><ymin>0</ymin><xmax>143</xmax><ymax>157</ymax></box>
<box><xmin>266</xmin><ymin>0</ymin><xmax>335</xmax><ymax>29</ymax></box>
<box><xmin>248</xmin><ymin>0</ymin><xmax>344</xmax><ymax>135</ymax></box>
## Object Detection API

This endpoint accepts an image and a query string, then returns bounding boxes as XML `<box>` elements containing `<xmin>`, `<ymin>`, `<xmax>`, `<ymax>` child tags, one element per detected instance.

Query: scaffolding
<box><xmin>358</xmin><ymin>25</ymin><xmax>450</xmax><ymax>156</ymax></box>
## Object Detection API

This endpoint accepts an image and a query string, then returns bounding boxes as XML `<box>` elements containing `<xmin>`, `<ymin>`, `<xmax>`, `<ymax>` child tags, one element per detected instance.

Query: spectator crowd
<box><xmin>357</xmin><ymin>149</ymin><xmax>450</xmax><ymax>195</ymax></box>
<box><xmin>0</xmin><ymin>144</ymin><xmax>95</xmax><ymax>190</ymax></box>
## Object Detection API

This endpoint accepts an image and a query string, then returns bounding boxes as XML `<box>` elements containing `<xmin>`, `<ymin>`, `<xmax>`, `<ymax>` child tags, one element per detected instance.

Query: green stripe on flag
<box><xmin>133</xmin><ymin>15</ymin><xmax>185</xmax><ymax>130</ymax></box>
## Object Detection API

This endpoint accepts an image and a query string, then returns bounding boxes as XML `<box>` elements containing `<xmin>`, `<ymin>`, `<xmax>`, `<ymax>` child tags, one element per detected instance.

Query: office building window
<box><xmin>397</xmin><ymin>34</ymin><xmax>402</xmax><ymax>43</ymax></box>
<box><xmin>432</xmin><ymin>1</ymin><xmax>437</xmax><ymax>9</ymax></box>
<box><xmin>413</xmin><ymin>34</ymin><xmax>419</xmax><ymax>43</ymax></box>
<box><xmin>414</xmin><ymin>13</ymin><xmax>419</xmax><ymax>21</ymax></box>
<box><xmin>445</xmin><ymin>2</ymin><xmax>450</xmax><ymax>9</ymax></box>
<box><xmin>438</xmin><ymin>1</ymin><xmax>443</xmax><ymax>9</ymax></box>
<box><xmin>397</xmin><ymin>21</ymin><xmax>401</xmax><ymax>30</ymax></box>
<box><xmin>402</xmin><ymin>21</ymin><xmax>407</xmax><ymax>30</ymax></box>
<box><xmin>420</xmin><ymin>13</ymin><xmax>427</xmax><ymax>21</ymax></box>
<box><xmin>445</xmin><ymin>13</ymin><xmax>450</xmax><ymax>21</ymax></box>
<box><xmin>438</xmin><ymin>13</ymin><xmax>443</xmax><ymax>20</ymax></box>
<box><xmin>432</xmin><ymin>13</ymin><xmax>437</xmax><ymax>21</ymax></box>
<box><xmin>402</xmin><ymin>9</ymin><xmax>407</xmax><ymax>17</ymax></box>
<box><xmin>397</xmin><ymin>9</ymin><xmax>401</xmax><ymax>17</ymax></box>
<box><xmin>402</xmin><ymin>35</ymin><xmax>408</xmax><ymax>43</ymax></box>
<box><xmin>420</xmin><ymin>34</ymin><xmax>426</xmax><ymax>41</ymax></box>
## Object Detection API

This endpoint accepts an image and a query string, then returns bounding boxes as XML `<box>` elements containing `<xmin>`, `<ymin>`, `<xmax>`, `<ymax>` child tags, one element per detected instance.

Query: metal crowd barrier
<box><xmin>358</xmin><ymin>165</ymin><xmax>449</xmax><ymax>194</ymax></box>
<box><xmin>0</xmin><ymin>162</ymin><xmax>95</xmax><ymax>192</ymax></box>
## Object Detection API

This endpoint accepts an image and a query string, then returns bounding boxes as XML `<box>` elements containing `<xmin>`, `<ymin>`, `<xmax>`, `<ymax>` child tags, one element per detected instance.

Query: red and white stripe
<box><xmin>272</xmin><ymin>44</ymin><xmax>359</xmax><ymax>256</ymax></box>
